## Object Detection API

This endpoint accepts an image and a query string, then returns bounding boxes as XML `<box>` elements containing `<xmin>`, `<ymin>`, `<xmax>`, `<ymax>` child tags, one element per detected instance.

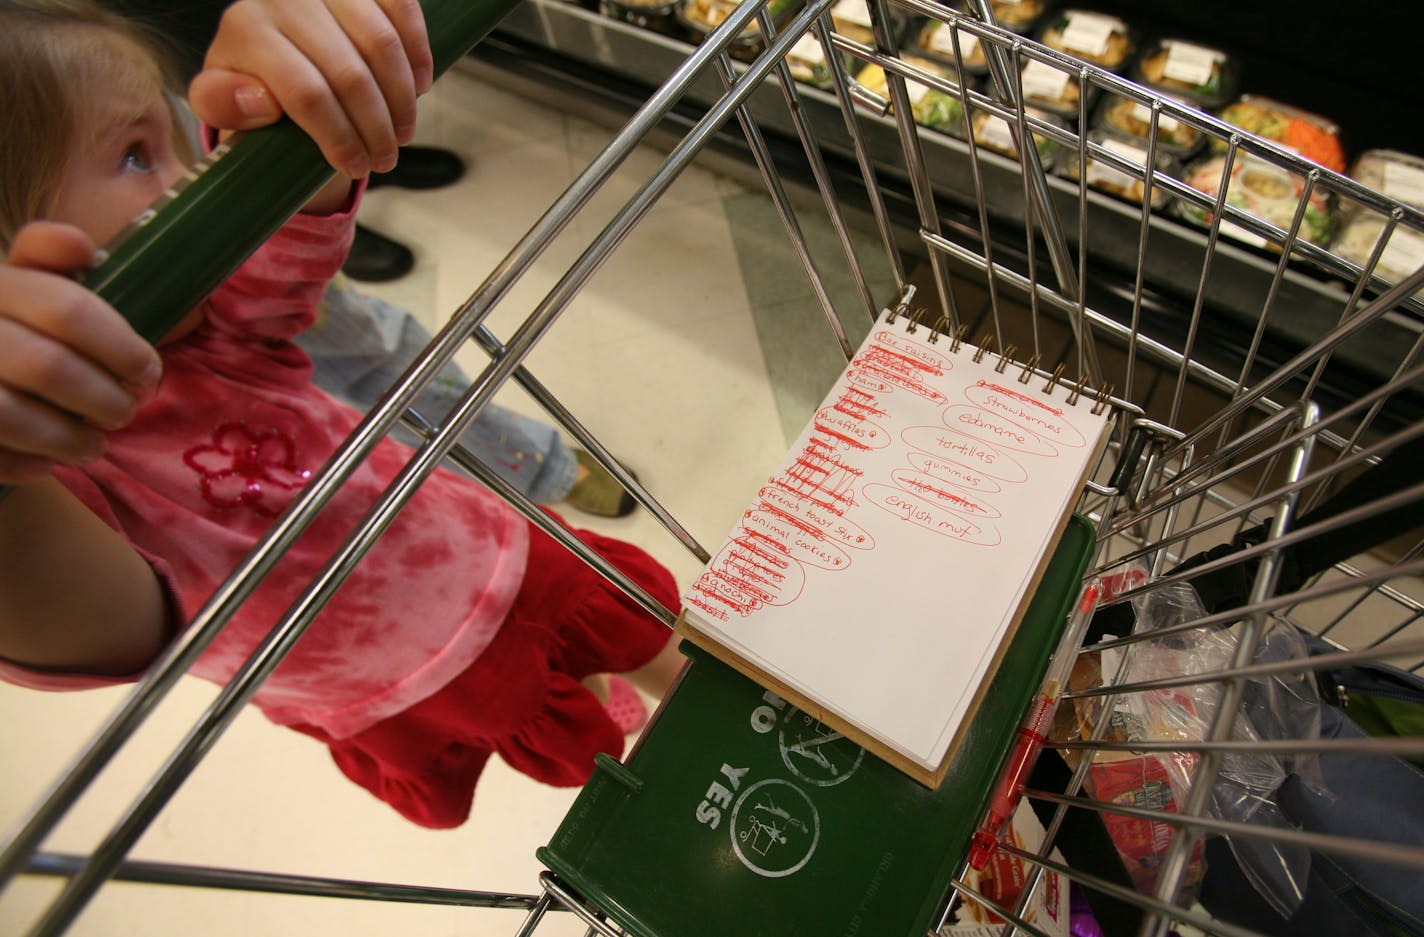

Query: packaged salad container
<box><xmin>600</xmin><ymin>0</ymin><xmax>682</xmax><ymax>35</ymax></box>
<box><xmin>855</xmin><ymin>57</ymin><xmax>971</xmax><ymax>136</ymax></box>
<box><xmin>678</xmin><ymin>0</ymin><xmax>801</xmax><ymax>61</ymax></box>
<box><xmin>970</xmin><ymin>106</ymin><xmax>1069</xmax><ymax>171</ymax></box>
<box><xmin>829</xmin><ymin>0</ymin><xmax>889</xmax><ymax>45</ymax></box>
<box><xmin>1094</xmin><ymin>92</ymin><xmax>1205</xmax><ymax>159</ymax></box>
<box><xmin>785</xmin><ymin>32</ymin><xmax>839</xmax><ymax>89</ymax></box>
<box><xmin>911</xmin><ymin>16</ymin><xmax>992</xmax><ymax>75</ymax></box>
<box><xmin>984</xmin><ymin>0</ymin><xmax>1046</xmax><ymax>33</ymax></box>
<box><xmin>1178</xmin><ymin>153</ymin><xmax>1333</xmax><ymax>249</ymax></box>
<box><xmin>1333</xmin><ymin>217</ymin><xmax>1424</xmax><ymax>288</ymax></box>
<box><xmin>1037</xmin><ymin>9</ymin><xmax>1137</xmax><ymax>71</ymax></box>
<box><xmin>1213</xmin><ymin>95</ymin><xmax>1347</xmax><ymax>173</ymax></box>
<box><xmin>1333</xmin><ymin>150</ymin><xmax>1424</xmax><ymax>287</ymax></box>
<box><xmin>1131</xmin><ymin>39</ymin><xmax>1240</xmax><ymax>109</ymax></box>
<box><xmin>1062</xmin><ymin>130</ymin><xmax>1179</xmax><ymax>208</ymax></box>
<box><xmin>907</xmin><ymin>0</ymin><xmax>1042</xmax><ymax>73</ymax></box>
<box><xmin>1344</xmin><ymin>149</ymin><xmax>1424</xmax><ymax>212</ymax></box>
<box><xmin>1018</xmin><ymin>56</ymin><xmax>1094</xmax><ymax>120</ymax></box>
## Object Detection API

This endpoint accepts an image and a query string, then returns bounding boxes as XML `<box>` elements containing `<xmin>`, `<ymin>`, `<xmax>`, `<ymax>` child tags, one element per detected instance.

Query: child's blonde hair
<box><xmin>0</xmin><ymin>0</ymin><xmax>191</xmax><ymax>252</ymax></box>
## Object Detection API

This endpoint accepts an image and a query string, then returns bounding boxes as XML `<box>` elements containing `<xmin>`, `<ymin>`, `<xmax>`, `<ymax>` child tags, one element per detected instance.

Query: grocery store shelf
<box><xmin>471</xmin><ymin>0</ymin><xmax>1422</xmax><ymax>426</ymax></box>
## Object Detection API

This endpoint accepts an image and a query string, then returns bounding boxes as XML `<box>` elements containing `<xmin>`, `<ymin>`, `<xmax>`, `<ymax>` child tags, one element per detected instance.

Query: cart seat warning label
<box><xmin>730</xmin><ymin>779</ymin><xmax>821</xmax><ymax>878</ymax></box>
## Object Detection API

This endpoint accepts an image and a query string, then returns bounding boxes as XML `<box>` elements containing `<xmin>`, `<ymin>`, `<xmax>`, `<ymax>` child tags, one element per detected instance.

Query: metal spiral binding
<box><xmin>904</xmin><ymin>306</ymin><xmax>938</xmax><ymax>335</ymax></box>
<box><xmin>1044</xmin><ymin>362</ymin><xmax>1066</xmax><ymax>395</ymax></box>
<box><xmin>994</xmin><ymin>345</ymin><xmax>1017</xmax><ymax>374</ymax></box>
<box><xmin>886</xmin><ymin>313</ymin><xmax>1112</xmax><ymax>413</ymax></box>
<box><xmin>972</xmin><ymin>335</ymin><xmax>995</xmax><ymax>364</ymax></box>
<box><xmin>1091</xmin><ymin>383</ymin><xmax>1115</xmax><ymax>415</ymax></box>
<box><xmin>1018</xmin><ymin>353</ymin><xmax>1041</xmax><ymax>385</ymax></box>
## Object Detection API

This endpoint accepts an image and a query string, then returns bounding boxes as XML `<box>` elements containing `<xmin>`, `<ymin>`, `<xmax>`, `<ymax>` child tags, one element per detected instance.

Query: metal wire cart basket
<box><xmin>4</xmin><ymin>0</ymin><xmax>1423</xmax><ymax>934</ymax></box>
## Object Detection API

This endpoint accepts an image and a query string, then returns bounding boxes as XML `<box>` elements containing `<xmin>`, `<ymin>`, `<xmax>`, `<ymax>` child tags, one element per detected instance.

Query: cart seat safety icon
<box><xmin>730</xmin><ymin>779</ymin><xmax>821</xmax><ymax>878</ymax></box>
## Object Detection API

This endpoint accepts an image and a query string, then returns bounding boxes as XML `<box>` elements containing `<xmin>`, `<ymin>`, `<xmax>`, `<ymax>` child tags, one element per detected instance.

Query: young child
<box><xmin>0</xmin><ymin>0</ymin><xmax>684</xmax><ymax>829</ymax></box>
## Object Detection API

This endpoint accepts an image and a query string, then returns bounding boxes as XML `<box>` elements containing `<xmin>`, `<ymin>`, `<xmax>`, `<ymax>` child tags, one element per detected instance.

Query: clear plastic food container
<box><xmin>985</xmin><ymin>0</ymin><xmax>1045</xmax><ymax>33</ymax></box>
<box><xmin>1344</xmin><ymin>149</ymin><xmax>1424</xmax><ymax>212</ymax></box>
<box><xmin>911</xmin><ymin>16</ymin><xmax>991</xmax><ymax>74</ymax></box>
<box><xmin>600</xmin><ymin>0</ymin><xmax>682</xmax><ymax>33</ymax></box>
<box><xmin>1333</xmin><ymin>216</ymin><xmax>1424</xmax><ymax>288</ymax></box>
<box><xmin>1037</xmin><ymin>9</ymin><xmax>1136</xmax><ymax>71</ymax></box>
<box><xmin>1333</xmin><ymin>150</ymin><xmax>1424</xmax><ymax>287</ymax></box>
<box><xmin>1213</xmin><ymin>94</ymin><xmax>1347</xmax><ymax>173</ymax></box>
<box><xmin>1131</xmin><ymin>38</ymin><xmax>1240</xmax><ymax>108</ymax></box>
<box><xmin>1062</xmin><ymin>130</ymin><xmax>1179</xmax><ymax>207</ymax></box>
<box><xmin>1018</xmin><ymin>57</ymin><xmax>1094</xmax><ymax>120</ymax></box>
<box><xmin>678</xmin><ymin>0</ymin><xmax>801</xmax><ymax>60</ymax></box>
<box><xmin>907</xmin><ymin>0</ymin><xmax>1044</xmax><ymax>72</ymax></box>
<box><xmin>829</xmin><ymin>0</ymin><xmax>877</xmax><ymax>44</ymax></box>
<box><xmin>1094</xmin><ymin>93</ymin><xmax>1205</xmax><ymax>159</ymax></box>
<box><xmin>855</xmin><ymin>57</ymin><xmax>971</xmax><ymax>136</ymax></box>
<box><xmin>785</xmin><ymin>32</ymin><xmax>837</xmax><ymax>89</ymax></box>
<box><xmin>969</xmin><ymin>106</ymin><xmax>1068</xmax><ymax>171</ymax></box>
<box><xmin>1178</xmin><ymin>153</ymin><xmax>1334</xmax><ymax>249</ymax></box>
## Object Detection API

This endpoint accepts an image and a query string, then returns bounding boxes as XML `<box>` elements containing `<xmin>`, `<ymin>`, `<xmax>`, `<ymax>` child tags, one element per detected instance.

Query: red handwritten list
<box><xmin>683</xmin><ymin>315</ymin><xmax>1110</xmax><ymax>772</ymax></box>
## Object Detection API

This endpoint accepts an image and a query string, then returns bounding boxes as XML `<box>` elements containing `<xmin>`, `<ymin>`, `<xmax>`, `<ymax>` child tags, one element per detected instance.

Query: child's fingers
<box><xmin>0</xmin><ymin>272</ymin><xmax>163</xmax><ymax>399</ymax></box>
<box><xmin>201</xmin><ymin>2</ymin><xmax>372</xmax><ymax>177</ymax></box>
<box><xmin>0</xmin><ymin>448</ymin><xmax>57</xmax><ymax>485</ymax></box>
<box><xmin>328</xmin><ymin>0</ymin><xmax>422</xmax><ymax>145</ymax></box>
<box><xmin>0</xmin><ymin>313</ymin><xmax>148</xmax><ymax>433</ymax></box>
<box><xmin>268</xmin><ymin>3</ymin><xmax>400</xmax><ymax>175</ymax></box>
<box><xmin>4</xmin><ymin>221</ymin><xmax>99</xmax><ymax>275</ymax></box>
<box><xmin>201</xmin><ymin>0</ymin><xmax>427</xmax><ymax>178</ymax></box>
<box><xmin>0</xmin><ymin>384</ymin><xmax>107</xmax><ymax>472</ymax></box>
<box><xmin>2</xmin><ymin>225</ymin><xmax>163</xmax><ymax>424</ymax></box>
<box><xmin>186</xmin><ymin>69</ymin><xmax>284</xmax><ymax>132</ymax></box>
<box><xmin>376</xmin><ymin>0</ymin><xmax>434</xmax><ymax>95</ymax></box>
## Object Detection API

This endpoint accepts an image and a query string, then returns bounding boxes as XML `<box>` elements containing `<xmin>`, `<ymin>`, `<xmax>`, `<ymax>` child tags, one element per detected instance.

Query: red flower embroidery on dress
<box><xmin>183</xmin><ymin>422</ymin><xmax>312</xmax><ymax>516</ymax></box>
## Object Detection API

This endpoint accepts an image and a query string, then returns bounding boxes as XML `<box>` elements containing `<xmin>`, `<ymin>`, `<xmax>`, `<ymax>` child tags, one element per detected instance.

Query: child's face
<box><xmin>48</xmin><ymin>83</ymin><xmax>186</xmax><ymax>248</ymax></box>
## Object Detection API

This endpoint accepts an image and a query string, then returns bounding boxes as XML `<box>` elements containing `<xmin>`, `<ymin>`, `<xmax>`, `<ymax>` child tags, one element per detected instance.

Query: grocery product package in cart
<box><xmin>1066</xmin><ymin>431</ymin><xmax>1424</xmax><ymax>936</ymax></box>
<box><xmin>1068</xmin><ymin>574</ymin><xmax>1327</xmax><ymax>918</ymax></box>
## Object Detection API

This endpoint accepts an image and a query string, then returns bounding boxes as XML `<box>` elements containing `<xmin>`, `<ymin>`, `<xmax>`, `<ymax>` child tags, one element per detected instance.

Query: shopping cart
<box><xmin>4</xmin><ymin>0</ymin><xmax>1423</xmax><ymax>934</ymax></box>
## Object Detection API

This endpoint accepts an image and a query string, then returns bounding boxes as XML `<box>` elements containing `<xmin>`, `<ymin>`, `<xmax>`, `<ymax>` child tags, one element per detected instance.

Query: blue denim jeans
<box><xmin>300</xmin><ymin>275</ymin><xmax>578</xmax><ymax>504</ymax></box>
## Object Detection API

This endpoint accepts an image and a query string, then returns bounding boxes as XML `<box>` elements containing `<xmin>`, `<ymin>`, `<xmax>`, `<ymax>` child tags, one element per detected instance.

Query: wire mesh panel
<box><xmin>3</xmin><ymin>0</ymin><xmax>1422</xmax><ymax>934</ymax></box>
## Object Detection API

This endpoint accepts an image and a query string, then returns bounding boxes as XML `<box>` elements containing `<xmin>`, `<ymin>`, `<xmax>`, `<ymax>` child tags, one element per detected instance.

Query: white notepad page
<box><xmin>682</xmin><ymin>311</ymin><xmax>1111</xmax><ymax>772</ymax></box>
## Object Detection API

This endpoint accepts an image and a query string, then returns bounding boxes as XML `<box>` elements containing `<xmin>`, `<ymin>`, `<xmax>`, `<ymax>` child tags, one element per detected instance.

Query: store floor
<box><xmin>0</xmin><ymin>60</ymin><xmax>886</xmax><ymax>937</ymax></box>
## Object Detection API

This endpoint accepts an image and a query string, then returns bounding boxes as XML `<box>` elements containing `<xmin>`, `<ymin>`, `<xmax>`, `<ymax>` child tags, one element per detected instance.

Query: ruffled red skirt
<box><xmin>292</xmin><ymin>511</ymin><xmax>679</xmax><ymax>828</ymax></box>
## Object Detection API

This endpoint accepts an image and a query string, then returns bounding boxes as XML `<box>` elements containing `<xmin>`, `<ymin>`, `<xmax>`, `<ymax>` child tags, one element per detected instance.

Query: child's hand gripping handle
<box><xmin>88</xmin><ymin>0</ymin><xmax>520</xmax><ymax>343</ymax></box>
<box><xmin>0</xmin><ymin>0</ymin><xmax>520</xmax><ymax>501</ymax></box>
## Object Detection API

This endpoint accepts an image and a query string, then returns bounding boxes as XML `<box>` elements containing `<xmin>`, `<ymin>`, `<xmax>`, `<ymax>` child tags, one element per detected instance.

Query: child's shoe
<box><xmin>604</xmin><ymin>676</ymin><xmax>648</xmax><ymax>735</ymax></box>
<box><xmin>565</xmin><ymin>449</ymin><xmax>638</xmax><ymax>518</ymax></box>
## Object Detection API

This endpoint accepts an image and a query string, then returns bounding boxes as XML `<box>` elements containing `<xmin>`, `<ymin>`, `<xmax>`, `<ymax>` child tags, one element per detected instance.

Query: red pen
<box><xmin>967</xmin><ymin>578</ymin><xmax>1102</xmax><ymax>870</ymax></box>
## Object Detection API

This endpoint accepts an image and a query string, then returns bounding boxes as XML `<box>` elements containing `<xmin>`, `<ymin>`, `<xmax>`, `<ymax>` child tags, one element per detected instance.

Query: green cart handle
<box><xmin>88</xmin><ymin>0</ymin><xmax>520</xmax><ymax>338</ymax></box>
<box><xmin>0</xmin><ymin>0</ymin><xmax>521</xmax><ymax>497</ymax></box>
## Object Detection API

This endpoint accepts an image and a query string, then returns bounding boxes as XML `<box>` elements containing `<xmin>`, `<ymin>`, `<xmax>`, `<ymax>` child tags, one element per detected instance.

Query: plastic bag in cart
<box><xmin>1105</xmin><ymin>577</ymin><xmax>1328</xmax><ymax>918</ymax></box>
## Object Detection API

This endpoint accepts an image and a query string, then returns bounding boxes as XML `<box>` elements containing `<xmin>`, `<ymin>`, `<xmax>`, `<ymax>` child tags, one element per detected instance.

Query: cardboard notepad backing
<box><xmin>678</xmin><ymin>309</ymin><xmax>1112</xmax><ymax>787</ymax></box>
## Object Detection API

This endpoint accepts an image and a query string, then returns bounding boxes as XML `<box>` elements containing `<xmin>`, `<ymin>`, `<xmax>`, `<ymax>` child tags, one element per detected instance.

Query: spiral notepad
<box><xmin>677</xmin><ymin>307</ymin><xmax>1113</xmax><ymax>787</ymax></box>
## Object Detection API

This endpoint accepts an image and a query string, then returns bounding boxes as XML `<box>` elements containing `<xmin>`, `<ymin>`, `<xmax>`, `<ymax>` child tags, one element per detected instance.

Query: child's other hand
<box><xmin>0</xmin><ymin>224</ymin><xmax>162</xmax><ymax>484</ymax></box>
<box><xmin>189</xmin><ymin>0</ymin><xmax>434</xmax><ymax>180</ymax></box>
